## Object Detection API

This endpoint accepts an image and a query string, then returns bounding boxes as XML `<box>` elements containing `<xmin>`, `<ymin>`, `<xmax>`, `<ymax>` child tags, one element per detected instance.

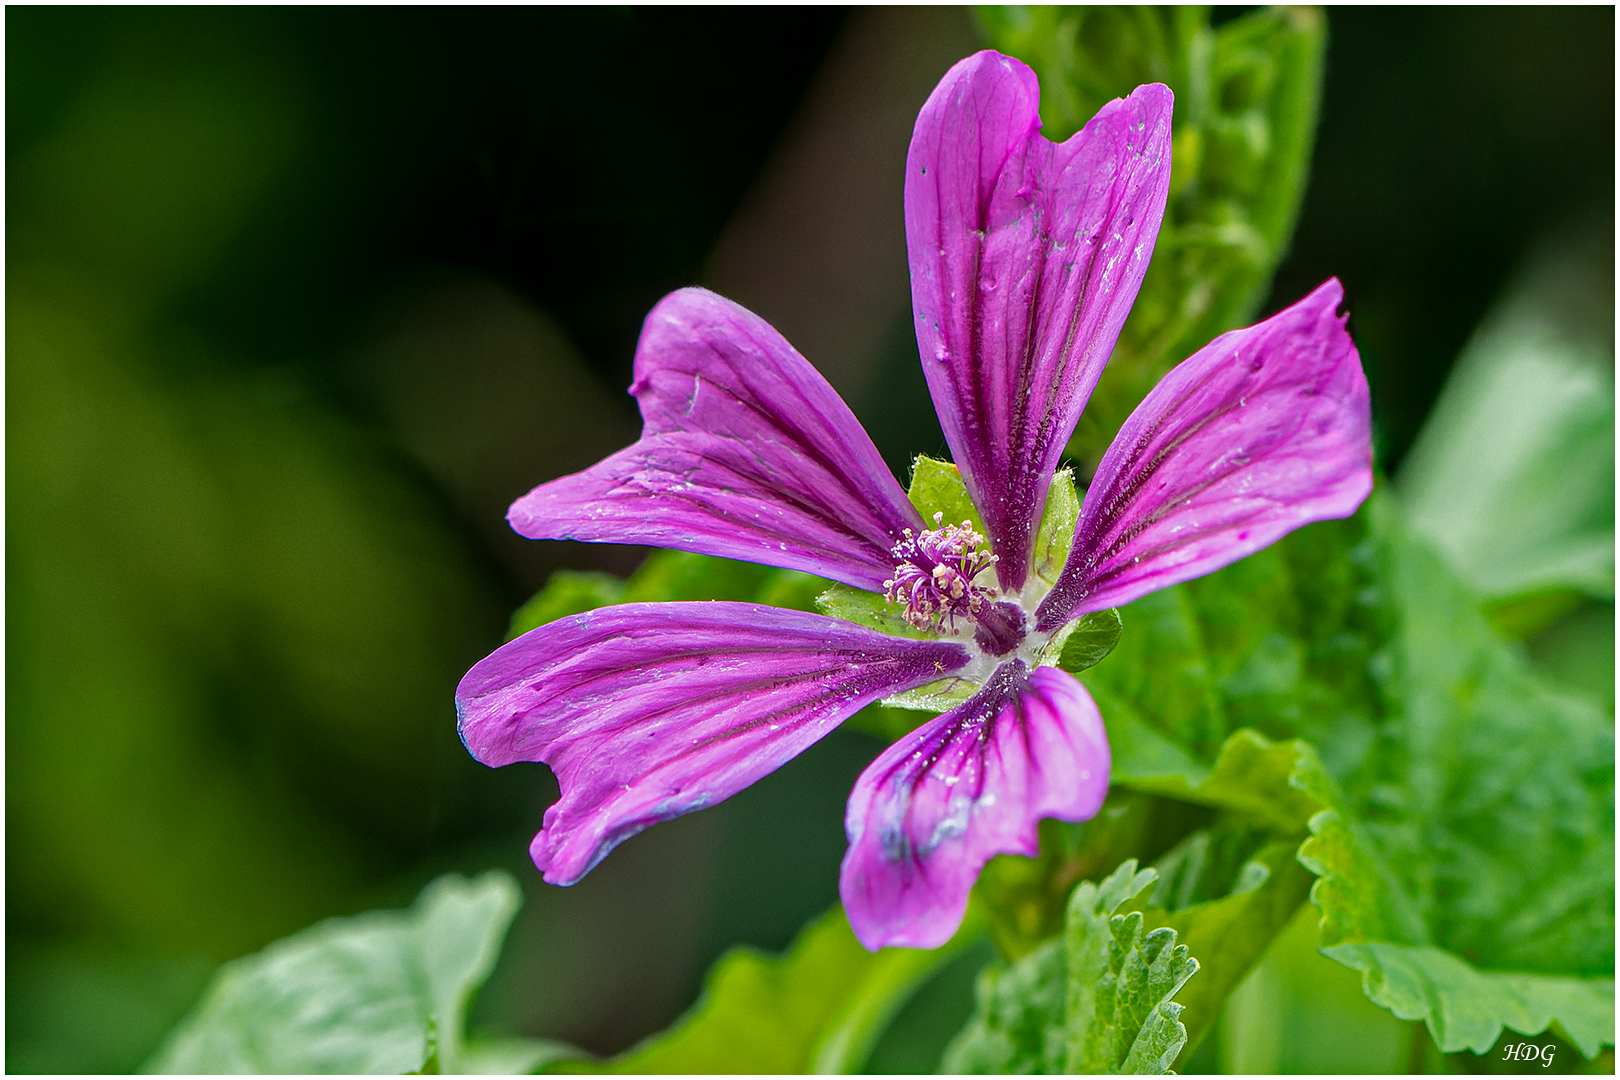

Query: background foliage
<box><xmin>7</xmin><ymin>5</ymin><xmax>1613</xmax><ymax>1073</ymax></box>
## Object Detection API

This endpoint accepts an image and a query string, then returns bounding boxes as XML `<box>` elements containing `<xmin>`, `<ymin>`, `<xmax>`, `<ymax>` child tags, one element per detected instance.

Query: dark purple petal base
<box><xmin>840</xmin><ymin>660</ymin><xmax>1110</xmax><ymax>950</ymax></box>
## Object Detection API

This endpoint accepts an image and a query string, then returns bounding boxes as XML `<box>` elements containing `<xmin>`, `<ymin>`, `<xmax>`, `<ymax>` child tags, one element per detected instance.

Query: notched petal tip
<box><xmin>839</xmin><ymin>663</ymin><xmax>1110</xmax><ymax>951</ymax></box>
<box><xmin>906</xmin><ymin>62</ymin><xmax>1175</xmax><ymax>594</ymax></box>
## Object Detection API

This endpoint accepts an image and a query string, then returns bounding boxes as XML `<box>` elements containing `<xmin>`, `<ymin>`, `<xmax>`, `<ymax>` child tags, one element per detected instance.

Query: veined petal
<box><xmin>840</xmin><ymin>661</ymin><xmax>1109</xmax><ymax>951</ymax></box>
<box><xmin>457</xmin><ymin>602</ymin><xmax>970</xmax><ymax>886</ymax></box>
<box><xmin>906</xmin><ymin>52</ymin><xmax>1173</xmax><ymax>591</ymax></box>
<box><xmin>508</xmin><ymin>288</ymin><xmax>923</xmax><ymax>592</ymax></box>
<box><xmin>1037</xmin><ymin>279</ymin><xmax>1373</xmax><ymax>630</ymax></box>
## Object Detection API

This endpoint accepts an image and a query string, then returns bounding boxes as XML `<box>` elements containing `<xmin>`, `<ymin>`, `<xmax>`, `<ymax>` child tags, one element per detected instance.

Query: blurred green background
<box><xmin>7</xmin><ymin>6</ymin><xmax>1613</xmax><ymax>1072</ymax></box>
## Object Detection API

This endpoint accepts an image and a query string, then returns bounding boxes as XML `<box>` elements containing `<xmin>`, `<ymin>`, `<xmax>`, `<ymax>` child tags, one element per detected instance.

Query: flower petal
<box><xmin>840</xmin><ymin>661</ymin><xmax>1109</xmax><ymax>950</ymax></box>
<box><xmin>1037</xmin><ymin>279</ymin><xmax>1373</xmax><ymax>630</ymax></box>
<box><xmin>508</xmin><ymin>288</ymin><xmax>923</xmax><ymax>591</ymax></box>
<box><xmin>457</xmin><ymin>602</ymin><xmax>971</xmax><ymax>886</ymax></box>
<box><xmin>906</xmin><ymin>52</ymin><xmax>1173</xmax><ymax>591</ymax></box>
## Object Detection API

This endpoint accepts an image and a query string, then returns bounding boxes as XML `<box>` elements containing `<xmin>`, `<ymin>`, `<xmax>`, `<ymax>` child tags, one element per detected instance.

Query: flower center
<box><xmin>884</xmin><ymin>513</ymin><xmax>998</xmax><ymax>632</ymax></box>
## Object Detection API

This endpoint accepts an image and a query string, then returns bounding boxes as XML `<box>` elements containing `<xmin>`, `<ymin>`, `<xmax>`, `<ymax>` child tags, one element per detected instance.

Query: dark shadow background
<box><xmin>6</xmin><ymin>6</ymin><xmax>1613</xmax><ymax>1072</ymax></box>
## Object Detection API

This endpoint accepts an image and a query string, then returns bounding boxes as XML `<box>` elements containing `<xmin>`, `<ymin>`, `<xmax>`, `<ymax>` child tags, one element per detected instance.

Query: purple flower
<box><xmin>457</xmin><ymin>51</ymin><xmax>1371</xmax><ymax>951</ymax></box>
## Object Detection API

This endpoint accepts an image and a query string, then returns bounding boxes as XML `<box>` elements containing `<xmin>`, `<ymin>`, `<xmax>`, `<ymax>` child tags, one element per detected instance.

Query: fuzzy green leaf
<box><xmin>978</xmin><ymin>5</ymin><xmax>1327</xmax><ymax>469</ymax></box>
<box><xmin>1064</xmin><ymin>862</ymin><xmax>1197</xmax><ymax>1074</ymax></box>
<box><xmin>1295</xmin><ymin>495</ymin><xmax>1615</xmax><ymax>1057</ymax></box>
<box><xmin>944</xmin><ymin>937</ymin><xmax>1070</xmax><ymax>1074</ymax></box>
<box><xmin>1058</xmin><ymin>487</ymin><xmax>1614</xmax><ymax>1059</ymax></box>
<box><xmin>946</xmin><ymin>861</ymin><xmax>1199</xmax><ymax>1074</ymax></box>
<box><xmin>1149</xmin><ymin>837</ymin><xmax>1317</xmax><ymax>1053</ymax></box>
<box><xmin>146</xmin><ymin>873</ymin><xmax>538</xmax><ymax>1074</ymax></box>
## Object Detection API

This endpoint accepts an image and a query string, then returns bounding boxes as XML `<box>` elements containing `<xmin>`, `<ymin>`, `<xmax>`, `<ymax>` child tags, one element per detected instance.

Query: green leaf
<box><xmin>978</xmin><ymin>6</ymin><xmax>1327</xmax><ymax>469</ymax></box>
<box><xmin>906</xmin><ymin>454</ymin><xmax>984</xmax><ymax>537</ymax></box>
<box><xmin>1211</xmin><ymin>903</ymin><xmax>1413</xmax><ymax>1073</ymax></box>
<box><xmin>459</xmin><ymin>1037</ymin><xmax>580</xmax><ymax>1076</ymax></box>
<box><xmin>1397</xmin><ymin>229</ymin><xmax>1615</xmax><ymax>613</ymax></box>
<box><xmin>145</xmin><ymin>872</ymin><xmax>534</xmax><ymax>1074</ymax></box>
<box><xmin>946</xmin><ymin>860</ymin><xmax>1199</xmax><ymax>1074</ymax></box>
<box><xmin>1112</xmin><ymin>727</ymin><xmax>1330</xmax><ymax>837</ymax></box>
<box><xmin>1064</xmin><ymin>862</ymin><xmax>1198</xmax><ymax>1074</ymax></box>
<box><xmin>943</xmin><ymin>936</ymin><xmax>1070</xmax><ymax>1074</ymax></box>
<box><xmin>1099</xmin><ymin>732</ymin><xmax>1328</xmax><ymax>1054</ymax></box>
<box><xmin>1080</xmin><ymin>513</ymin><xmax>1379</xmax><ymax>774</ymax></box>
<box><xmin>975</xmin><ymin>512</ymin><xmax>1373</xmax><ymax>1007</ymax></box>
<box><xmin>1296</xmin><ymin>494</ymin><xmax>1615</xmax><ymax>1057</ymax></box>
<box><xmin>559</xmin><ymin>904</ymin><xmax>985</xmax><ymax>1074</ymax></box>
<box><xmin>1150</xmin><ymin>837</ymin><xmax>1316</xmax><ymax>1053</ymax></box>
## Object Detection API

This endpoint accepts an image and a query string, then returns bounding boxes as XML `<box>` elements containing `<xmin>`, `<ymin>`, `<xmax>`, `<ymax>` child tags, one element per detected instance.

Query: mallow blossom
<box><xmin>456</xmin><ymin>51</ymin><xmax>1371</xmax><ymax>950</ymax></box>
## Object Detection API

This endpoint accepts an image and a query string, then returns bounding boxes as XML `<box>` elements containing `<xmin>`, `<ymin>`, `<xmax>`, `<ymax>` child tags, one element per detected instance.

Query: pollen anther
<box><xmin>885</xmin><ymin>512</ymin><xmax>997</xmax><ymax>631</ymax></box>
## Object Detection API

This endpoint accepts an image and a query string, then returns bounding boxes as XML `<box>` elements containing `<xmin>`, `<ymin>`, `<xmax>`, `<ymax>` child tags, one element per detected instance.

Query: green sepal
<box><xmin>1030</xmin><ymin>467</ymin><xmax>1081</xmax><ymax>589</ymax></box>
<box><xmin>815</xmin><ymin>581</ymin><xmax>934</xmax><ymax>641</ymax></box>
<box><xmin>890</xmin><ymin>456</ymin><xmax>993</xmax><ymax>702</ymax></box>
<box><xmin>905</xmin><ymin>455</ymin><xmax>1080</xmax><ymax>593</ymax></box>
<box><xmin>906</xmin><ymin>454</ymin><xmax>984</xmax><ymax>536</ymax></box>
<box><xmin>1051</xmin><ymin>607</ymin><xmax>1122</xmax><ymax>674</ymax></box>
<box><xmin>880</xmin><ymin>674</ymin><xmax>981</xmax><ymax>716</ymax></box>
